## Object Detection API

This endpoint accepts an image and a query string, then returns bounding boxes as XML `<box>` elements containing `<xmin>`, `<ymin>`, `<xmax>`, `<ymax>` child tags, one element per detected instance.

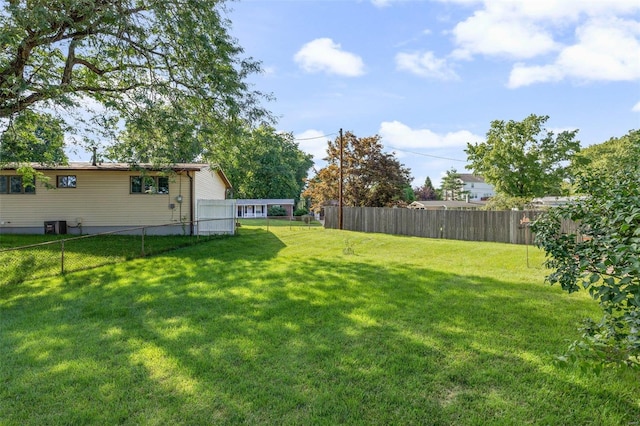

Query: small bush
<box><xmin>294</xmin><ymin>207</ymin><xmax>308</xmax><ymax>216</ymax></box>
<box><xmin>267</xmin><ymin>205</ymin><xmax>287</xmax><ymax>216</ymax></box>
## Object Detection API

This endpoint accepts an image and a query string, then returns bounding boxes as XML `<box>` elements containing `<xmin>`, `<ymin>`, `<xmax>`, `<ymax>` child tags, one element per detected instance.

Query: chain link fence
<box><xmin>0</xmin><ymin>219</ymin><xmax>233</xmax><ymax>287</ymax></box>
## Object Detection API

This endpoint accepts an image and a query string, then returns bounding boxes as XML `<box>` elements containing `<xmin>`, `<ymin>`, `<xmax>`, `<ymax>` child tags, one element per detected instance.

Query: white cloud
<box><xmin>371</xmin><ymin>0</ymin><xmax>393</xmax><ymax>7</ymax></box>
<box><xmin>435</xmin><ymin>0</ymin><xmax>640</xmax><ymax>87</ymax></box>
<box><xmin>379</xmin><ymin>121</ymin><xmax>481</xmax><ymax>149</ymax></box>
<box><xmin>451</xmin><ymin>10</ymin><xmax>558</xmax><ymax>60</ymax></box>
<box><xmin>294</xmin><ymin>129</ymin><xmax>332</xmax><ymax>169</ymax></box>
<box><xmin>294</xmin><ymin>38</ymin><xmax>365</xmax><ymax>77</ymax></box>
<box><xmin>633</xmin><ymin>101</ymin><xmax>640</xmax><ymax>112</ymax></box>
<box><xmin>508</xmin><ymin>17</ymin><xmax>640</xmax><ymax>87</ymax></box>
<box><xmin>395</xmin><ymin>51</ymin><xmax>459</xmax><ymax>80</ymax></box>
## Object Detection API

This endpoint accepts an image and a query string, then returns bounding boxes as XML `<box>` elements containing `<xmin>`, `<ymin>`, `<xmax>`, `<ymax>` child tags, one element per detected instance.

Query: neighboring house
<box><xmin>457</xmin><ymin>174</ymin><xmax>495</xmax><ymax>201</ymax></box>
<box><xmin>407</xmin><ymin>200</ymin><xmax>485</xmax><ymax>210</ymax></box>
<box><xmin>529</xmin><ymin>196</ymin><xmax>577</xmax><ymax>208</ymax></box>
<box><xmin>236</xmin><ymin>199</ymin><xmax>294</xmax><ymax>218</ymax></box>
<box><xmin>0</xmin><ymin>162</ymin><xmax>234</xmax><ymax>235</ymax></box>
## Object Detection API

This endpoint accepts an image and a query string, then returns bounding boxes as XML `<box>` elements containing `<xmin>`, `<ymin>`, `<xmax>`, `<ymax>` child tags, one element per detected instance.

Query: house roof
<box><xmin>2</xmin><ymin>162</ymin><xmax>233</xmax><ymax>189</ymax></box>
<box><xmin>236</xmin><ymin>199</ymin><xmax>295</xmax><ymax>206</ymax></box>
<box><xmin>3</xmin><ymin>161</ymin><xmax>208</xmax><ymax>171</ymax></box>
<box><xmin>408</xmin><ymin>200</ymin><xmax>486</xmax><ymax>209</ymax></box>
<box><xmin>457</xmin><ymin>174</ymin><xmax>485</xmax><ymax>183</ymax></box>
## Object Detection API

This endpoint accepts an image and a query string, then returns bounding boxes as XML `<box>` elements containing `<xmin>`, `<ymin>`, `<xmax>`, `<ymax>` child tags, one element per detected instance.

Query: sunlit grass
<box><xmin>1</xmin><ymin>226</ymin><xmax>639</xmax><ymax>424</ymax></box>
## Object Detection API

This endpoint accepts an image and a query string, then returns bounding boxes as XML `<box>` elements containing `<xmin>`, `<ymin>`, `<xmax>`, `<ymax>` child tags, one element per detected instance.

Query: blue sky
<box><xmin>228</xmin><ymin>0</ymin><xmax>640</xmax><ymax>187</ymax></box>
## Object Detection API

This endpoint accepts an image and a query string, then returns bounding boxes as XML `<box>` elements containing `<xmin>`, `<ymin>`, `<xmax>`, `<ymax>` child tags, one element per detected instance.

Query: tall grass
<box><xmin>1</xmin><ymin>226</ymin><xmax>638</xmax><ymax>425</ymax></box>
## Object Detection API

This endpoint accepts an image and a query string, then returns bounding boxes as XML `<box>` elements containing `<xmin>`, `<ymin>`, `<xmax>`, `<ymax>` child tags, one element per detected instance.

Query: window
<box><xmin>57</xmin><ymin>175</ymin><xmax>77</xmax><ymax>188</ymax></box>
<box><xmin>130</xmin><ymin>176</ymin><xmax>169</xmax><ymax>194</ymax></box>
<box><xmin>0</xmin><ymin>175</ymin><xmax>35</xmax><ymax>194</ymax></box>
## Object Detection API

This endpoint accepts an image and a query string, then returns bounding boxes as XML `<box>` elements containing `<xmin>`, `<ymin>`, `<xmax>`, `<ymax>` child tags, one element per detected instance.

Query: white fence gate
<box><xmin>197</xmin><ymin>199</ymin><xmax>237</xmax><ymax>235</ymax></box>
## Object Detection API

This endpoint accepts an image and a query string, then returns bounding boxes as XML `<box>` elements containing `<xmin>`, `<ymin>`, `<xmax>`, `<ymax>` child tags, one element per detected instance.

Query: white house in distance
<box><xmin>0</xmin><ymin>162</ymin><xmax>235</xmax><ymax>235</ymax></box>
<box><xmin>236</xmin><ymin>199</ymin><xmax>295</xmax><ymax>218</ymax></box>
<box><xmin>458</xmin><ymin>174</ymin><xmax>494</xmax><ymax>201</ymax></box>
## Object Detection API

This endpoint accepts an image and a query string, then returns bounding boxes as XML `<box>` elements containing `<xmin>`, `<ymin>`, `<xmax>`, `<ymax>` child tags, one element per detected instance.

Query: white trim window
<box><xmin>130</xmin><ymin>176</ymin><xmax>169</xmax><ymax>194</ymax></box>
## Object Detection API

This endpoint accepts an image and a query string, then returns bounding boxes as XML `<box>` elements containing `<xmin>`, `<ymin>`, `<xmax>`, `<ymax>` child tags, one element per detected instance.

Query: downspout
<box><xmin>187</xmin><ymin>171</ymin><xmax>194</xmax><ymax>235</ymax></box>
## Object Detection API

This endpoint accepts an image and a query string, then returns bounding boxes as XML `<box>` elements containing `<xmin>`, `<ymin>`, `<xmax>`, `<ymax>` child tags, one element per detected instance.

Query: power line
<box><xmin>294</xmin><ymin>132</ymin><xmax>338</xmax><ymax>141</ymax></box>
<box><xmin>387</xmin><ymin>146</ymin><xmax>467</xmax><ymax>163</ymax></box>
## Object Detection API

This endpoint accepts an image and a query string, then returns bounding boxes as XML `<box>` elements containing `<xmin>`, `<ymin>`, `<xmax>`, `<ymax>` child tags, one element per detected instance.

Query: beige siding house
<box><xmin>0</xmin><ymin>162</ymin><xmax>232</xmax><ymax>235</ymax></box>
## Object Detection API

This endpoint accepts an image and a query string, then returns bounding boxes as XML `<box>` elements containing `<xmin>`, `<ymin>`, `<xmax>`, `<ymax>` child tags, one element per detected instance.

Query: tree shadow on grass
<box><xmin>1</xmin><ymin>231</ymin><xmax>639</xmax><ymax>425</ymax></box>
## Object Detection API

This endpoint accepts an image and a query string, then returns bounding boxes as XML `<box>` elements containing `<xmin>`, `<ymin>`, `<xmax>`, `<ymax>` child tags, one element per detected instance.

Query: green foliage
<box><xmin>210</xmin><ymin>126</ymin><xmax>313</xmax><ymax>200</ymax></box>
<box><xmin>570</xmin><ymin>129</ymin><xmax>640</xmax><ymax>187</ymax></box>
<box><xmin>440</xmin><ymin>168</ymin><xmax>462</xmax><ymax>201</ymax></box>
<box><xmin>1</xmin><ymin>0</ymin><xmax>270</xmax><ymax>155</ymax></box>
<box><xmin>294</xmin><ymin>207</ymin><xmax>309</xmax><ymax>216</ymax></box>
<box><xmin>267</xmin><ymin>205</ymin><xmax>287</xmax><ymax>216</ymax></box>
<box><xmin>303</xmin><ymin>131</ymin><xmax>411</xmax><ymax>211</ymax></box>
<box><xmin>532</xmin><ymin>163</ymin><xmax>640</xmax><ymax>368</ymax></box>
<box><xmin>466</xmin><ymin>114</ymin><xmax>580</xmax><ymax>199</ymax></box>
<box><xmin>0</xmin><ymin>110</ymin><xmax>67</xmax><ymax>164</ymax></box>
<box><xmin>414</xmin><ymin>176</ymin><xmax>438</xmax><ymax>200</ymax></box>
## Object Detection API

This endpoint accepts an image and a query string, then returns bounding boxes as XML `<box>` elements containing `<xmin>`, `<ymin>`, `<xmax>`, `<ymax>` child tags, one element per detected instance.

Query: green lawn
<box><xmin>1</xmin><ymin>225</ymin><xmax>638</xmax><ymax>425</ymax></box>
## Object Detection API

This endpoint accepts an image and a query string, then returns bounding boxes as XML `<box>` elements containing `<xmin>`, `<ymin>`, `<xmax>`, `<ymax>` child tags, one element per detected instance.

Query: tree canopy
<box><xmin>570</xmin><ymin>129</ymin><xmax>640</xmax><ymax>185</ymax></box>
<box><xmin>414</xmin><ymin>176</ymin><xmax>438</xmax><ymax>201</ymax></box>
<box><xmin>440</xmin><ymin>168</ymin><xmax>462</xmax><ymax>201</ymax></box>
<box><xmin>0</xmin><ymin>109</ymin><xmax>67</xmax><ymax>164</ymax></box>
<box><xmin>303</xmin><ymin>131</ymin><xmax>412</xmax><ymax>212</ymax></box>
<box><xmin>465</xmin><ymin>114</ymin><xmax>580</xmax><ymax>201</ymax></box>
<box><xmin>1</xmin><ymin>0</ymin><xmax>270</xmax><ymax>158</ymax></box>
<box><xmin>208</xmin><ymin>126</ymin><xmax>313</xmax><ymax>200</ymax></box>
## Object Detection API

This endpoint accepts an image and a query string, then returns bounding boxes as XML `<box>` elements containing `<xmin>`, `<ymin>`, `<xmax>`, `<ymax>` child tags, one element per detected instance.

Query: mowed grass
<box><xmin>1</xmin><ymin>225</ymin><xmax>639</xmax><ymax>425</ymax></box>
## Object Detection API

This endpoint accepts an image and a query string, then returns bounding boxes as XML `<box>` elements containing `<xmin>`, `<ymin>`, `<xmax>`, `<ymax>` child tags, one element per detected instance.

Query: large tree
<box><xmin>303</xmin><ymin>131</ymin><xmax>412</xmax><ymax>211</ymax></box>
<box><xmin>0</xmin><ymin>0</ymin><xmax>270</xmax><ymax>154</ymax></box>
<box><xmin>570</xmin><ymin>129</ymin><xmax>640</xmax><ymax>185</ymax></box>
<box><xmin>465</xmin><ymin>114</ymin><xmax>580</xmax><ymax>201</ymax></box>
<box><xmin>208</xmin><ymin>126</ymin><xmax>313</xmax><ymax>200</ymax></box>
<box><xmin>0</xmin><ymin>109</ymin><xmax>67</xmax><ymax>164</ymax></box>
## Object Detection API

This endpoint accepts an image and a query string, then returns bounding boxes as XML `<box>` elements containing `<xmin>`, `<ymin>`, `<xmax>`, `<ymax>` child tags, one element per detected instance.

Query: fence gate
<box><xmin>197</xmin><ymin>199</ymin><xmax>237</xmax><ymax>235</ymax></box>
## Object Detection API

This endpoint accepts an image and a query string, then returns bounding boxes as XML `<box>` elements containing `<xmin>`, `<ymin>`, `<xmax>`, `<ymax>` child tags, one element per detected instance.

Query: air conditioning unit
<box><xmin>44</xmin><ymin>220</ymin><xmax>67</xmax><ymax>235</ymax></box>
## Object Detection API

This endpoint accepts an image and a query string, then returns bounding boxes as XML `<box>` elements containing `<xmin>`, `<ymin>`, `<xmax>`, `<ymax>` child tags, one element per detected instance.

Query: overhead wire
<box><xmin>386</xmin><ymin>146</ymin><xmax>467</xmax><ymax>163</ymax></box>
<box><xmin>293</xmin><ymin>132</ymin><xmax>338</xmax><ymax>141</ymax></box>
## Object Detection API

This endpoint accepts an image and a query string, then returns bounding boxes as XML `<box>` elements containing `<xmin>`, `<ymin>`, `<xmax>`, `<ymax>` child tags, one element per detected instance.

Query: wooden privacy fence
<box><xmin>324</xmin><ymin>207</ymin><xmax>577</xmax><ymax>245</ymax></box>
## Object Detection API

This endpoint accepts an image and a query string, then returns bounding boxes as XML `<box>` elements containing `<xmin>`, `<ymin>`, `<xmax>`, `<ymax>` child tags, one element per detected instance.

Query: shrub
<box><xmin>267</xmin><ymin>205</ymin><xmax>287</xmax><ymax>216</ymax></box>
<box><xmin>294</xmin><ymin>207</ymin><xmax>308</xmax><ymax>216</ymax></box>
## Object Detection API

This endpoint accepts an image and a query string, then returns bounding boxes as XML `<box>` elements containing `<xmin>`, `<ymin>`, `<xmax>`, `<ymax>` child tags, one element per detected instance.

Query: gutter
<box><xmin>187</xmin><ymin>171</ymin><xmax>194</xmax><ymax>236</ymax></box>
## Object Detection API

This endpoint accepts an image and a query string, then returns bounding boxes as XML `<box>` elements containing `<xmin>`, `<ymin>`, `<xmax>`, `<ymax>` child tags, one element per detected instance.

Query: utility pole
<box><xmin>338</xmin><ymin>128</ymin><xmax>343</xmax><ymax>230</ymax></box>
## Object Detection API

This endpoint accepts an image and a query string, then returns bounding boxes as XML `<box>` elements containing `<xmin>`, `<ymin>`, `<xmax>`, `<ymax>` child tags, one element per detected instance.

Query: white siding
<box><xmin>193</xmin><ymin>167</ymin><xmax>227</xmax><ymax>201</ymax></box>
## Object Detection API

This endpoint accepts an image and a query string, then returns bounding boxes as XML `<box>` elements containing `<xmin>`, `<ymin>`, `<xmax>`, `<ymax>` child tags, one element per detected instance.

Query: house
<box><xmin>236</xmin><ymin>199</ymin><xmax>295</xmax><ymax>218</ymax></box>
<box><xmin>529</xmin><ymin>196</ymin><xmax>578</xmax><ymax>208</ymax></box>
<box><xmin>0</xmin><ymin>162</ymin><xmax>234</xmax><ymax>235</ymax></box>
<box><xmin>457</xmin><ymin>174</ymin><xmax>495</xmax><ymax>201</ymax></box>
<box><xmin>407</xmin><ymin>200</ymin><xmax>485</xmax><ymax>210</ymax></box>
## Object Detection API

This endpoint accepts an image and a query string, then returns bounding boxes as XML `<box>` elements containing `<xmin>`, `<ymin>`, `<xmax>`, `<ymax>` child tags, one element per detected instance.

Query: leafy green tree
<box><xmin>210</xmin><ymin>126</ymin><xmax>313</xmax><ymax>200</ymax></box>
<box><xmin>414</xmin><ymin>176</ymin><xmax>438</xmax><ymax>200</ymax></box>
<box><xmin>570</xmin><ymin>129</ymin><xmax>640</xmax><ymax>185</ymax></box>
<box><xmin>465</xmin><ymin>114</ymin><xmax>580</xmax><ymax>202</ymax></box>
<box><xmin>0</xmin><ymin>110</ymin><xmax>67</xmax><ymax>164</ymax></box>
<box><xmin>1</xmin><ymin>0</ymin><xmax>269</xmax><ymax>153</ymax></box>
<box><xmin>303</xmin><ymin>131</ymin><xmax>411</xmax><ymax>212</ymax></box>
<box><xmin>532</xmin><ymin>163</ymin><xmax>640</xmax><ymax>368</ymax></box>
